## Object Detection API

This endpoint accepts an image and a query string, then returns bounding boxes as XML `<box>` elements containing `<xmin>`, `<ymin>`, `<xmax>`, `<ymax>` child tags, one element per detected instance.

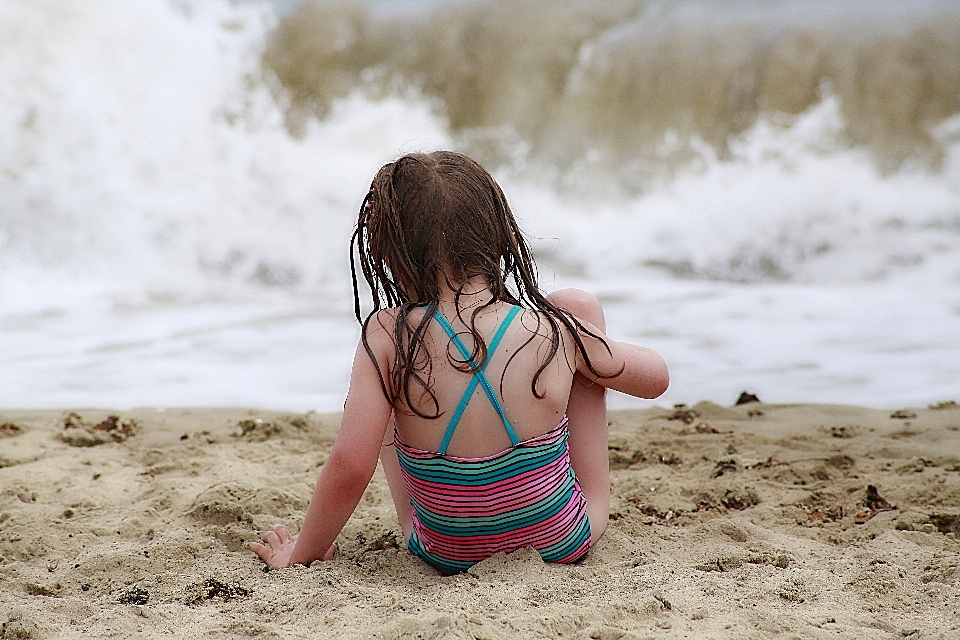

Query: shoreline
<box><xmin>2</xmin><ymin>402</ymin><xmax>958</xmax><ymax>638</ymax></box>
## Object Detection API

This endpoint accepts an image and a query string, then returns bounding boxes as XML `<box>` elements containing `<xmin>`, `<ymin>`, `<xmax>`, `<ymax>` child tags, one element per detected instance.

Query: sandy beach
<box><xmin>1</xmin><ymin>400</ymin><xmax>958</xmax><ymax>639</ymax></box>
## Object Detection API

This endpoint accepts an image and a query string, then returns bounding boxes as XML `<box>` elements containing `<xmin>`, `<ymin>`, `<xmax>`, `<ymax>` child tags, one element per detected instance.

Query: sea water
<box><xmin>1</xmin><ymin>0</ymin><xmax>959</xmax><ymax>411</ymax></box>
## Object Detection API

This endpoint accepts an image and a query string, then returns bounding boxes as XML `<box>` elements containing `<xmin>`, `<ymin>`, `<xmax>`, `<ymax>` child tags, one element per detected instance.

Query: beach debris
<box><xmin>890</xmin><ymin>409</ymin><xmax>917</xmax><ymax>420</ymax></box>
<box><xmin>667</xmin><ymin>405</ymin><xmax>718</xmax><ymax>433</ymax></box>
<box><xmin>690</xmin><ymin>488</ymin><xmax>761</xmax><ymax>514</ymax></box>
<box><xmin>735</xmin><ymin>391</ymin><xmax>761</xmax><ymax>405</ymax></box>
<box><xmin>828</xmin><ymin>425</ymin><xmax>860</xmax><ymax>438</ymax></box>
<box><xmin>237</xmin><ymin>418</ymin><xmax>271</xmax><ymax>437</ymax></box>
<box><xmin>629</xmin><ymin>498</ymin><xmax>684</xmax><ymax>523</ymax></box>
<box><xmin>183</xmin><ymin>578</ymin><xmax>251</xmax><ymax>606</ymax></box>
<box><xmin>668</xmin><ymin>404</ymin><xmax>699</xmax><ymax>424</ymax></box>
<box><xmin>854</xmin><ymin>485</ymin><xmax>896</xmax><ymax>524</ymax></box>
<box><xmin>751</xmin><ymin>456</ymin><xmax>779</xmax><ymax>470</ymax></box>
<box><xmin>658</xmin><ymin>452</ymin><xmax>682</xmax><ymax>465</ymax></box>
<box><xmin>235</xmin><ymin>415</ymin><xmax>311</xmax><ymax>441</ymax></box>
<box><xmin>796</xmin><ymin>489</ymin><xmax>846</xmax><ymax>524</ymax></box>
<box><xmin>802</xmin><ymin>503</ymin><xmax>844</xmax><ymax>525</ymax></box>
<box><xmin>607</xmin><ymin>444</ymin><xmax>646</xmax><ymax>469</ymax></box>
<box><xmin>929</xmin><ymin>400</ymin><xmax>958</xmax><ymax>410</ymax></box>
<box><xmin>713</xmin><ymin>453</ymin><xmax>778</xmax><ymax>477</ymax></box>
<box><xmin>59</xmin><ymin>413</ymin><xmax>139</xmax><ymax>447</ymax></box>
<box><xmin>631</xmin><ymin>503</ymin><xmax>664</xmax><ymax>520</ymax></box>
<box><xmin>118</xmin><ymin>586</ymin><xmax>149</xmax><ymax>605</ymax></box>
<box><xmin>0</xmin><ymin>422</ymin><xmax>24</xmax><ymax>437</ymax></box>
<box><xmin>62</xmin><ymin>412</ymin><xmax>84</xmax><ymax>429</ymax></box>
<box><xmin>716</xmin><ymin>488</ymin><xmax>760</xmax><ymax>511</ymax></box>
<box><xmin>777</xmin><ymin>581</ymin><xmax>805</xmax><ymax>603</ymax></box>
<box><xmin>896</xmin><ymin>458</ymin><xmax>933</xmax><ymax>474</ymax></box>
<box><xmin>357</xmin><ymin>531</ymin><xmax>400</xmax><ymax>555</ymax></box>
<box><xmin>806</xmin><ymin>506</ymin><xmax>844</xmax><ymax>524</ymax></box>
<box><xmin>826</xmin><ymin>455</ymin><xmax>855</xmax><ymax>470</ymax></box>
<box><xmin>713</xmin><ymin>459</ymin><xmax>739</xmax><ymax>477</ymax></box>
<box><xmin>695</xmin><ymin>421</ymin><xmax>719</xmax><ymax>434</ymax></box>
<box><xmin>25</xmin><ymin>581</ymin><xmax>63</xmax><ymax>597</ymax></box>
<box><xmin>864</xmin><ymin>485</ymin><xmax>895</xmax><ymax>511</ymax></box>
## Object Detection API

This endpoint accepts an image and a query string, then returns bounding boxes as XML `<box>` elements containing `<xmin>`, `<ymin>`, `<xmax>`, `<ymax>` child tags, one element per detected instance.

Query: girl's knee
<box><xmin>548</xmin><ymin>288</ymin><xmax>605</xmax><ymax>330</ymax></box>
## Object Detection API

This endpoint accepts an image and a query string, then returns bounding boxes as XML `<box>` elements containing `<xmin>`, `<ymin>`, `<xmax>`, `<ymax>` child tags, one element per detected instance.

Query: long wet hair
<box><xmin>350</xmin><ymin>151</ymin><xmax>613</xmax><ymax>418</ymax></box>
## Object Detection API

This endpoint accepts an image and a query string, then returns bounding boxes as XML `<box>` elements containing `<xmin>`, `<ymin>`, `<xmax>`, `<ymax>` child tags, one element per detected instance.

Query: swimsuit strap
<box><xmin>434</xmin><ymin>305</ymin><xmax>521</xmax><ymax>455</ymax></box>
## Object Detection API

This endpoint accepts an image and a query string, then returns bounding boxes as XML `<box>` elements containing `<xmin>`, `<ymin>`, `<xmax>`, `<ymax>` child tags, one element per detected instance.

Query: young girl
<box><xmin>250</xmin><ymin>151</ymin><xmax>668</xmax><ymax>573</ymax></box>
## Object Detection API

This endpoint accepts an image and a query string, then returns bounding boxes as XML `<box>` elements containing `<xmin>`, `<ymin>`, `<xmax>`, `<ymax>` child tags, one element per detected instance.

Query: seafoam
<box><xmin>1</xmin><ymin>0</ymin><xmax>958</xmax><ymax>410</ymax></box>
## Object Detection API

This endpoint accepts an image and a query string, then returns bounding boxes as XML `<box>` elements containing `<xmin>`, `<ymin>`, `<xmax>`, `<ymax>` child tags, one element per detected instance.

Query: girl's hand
<box><xmin>249</xmin><ymin>524</ymin><xmax>298</xmax><ymax>568</ymax></box>
<box><xmin>249</xmin><ymin>524</ymin><xmax>337</xmax><ymax>568</ymax></box>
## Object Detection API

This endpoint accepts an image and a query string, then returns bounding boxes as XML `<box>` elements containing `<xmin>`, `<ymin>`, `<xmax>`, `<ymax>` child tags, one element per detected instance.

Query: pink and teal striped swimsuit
<box><xmin>394</xmin><ymin>305</ymin><xmax>592</xmax><ymax>574</ymax></box>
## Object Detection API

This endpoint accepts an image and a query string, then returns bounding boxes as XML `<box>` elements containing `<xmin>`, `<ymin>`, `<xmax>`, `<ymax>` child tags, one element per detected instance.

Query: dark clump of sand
<box><xmin>1</xmin><ymin>402</ymin><xmax>959</xmax><ymax>639</ymax></box>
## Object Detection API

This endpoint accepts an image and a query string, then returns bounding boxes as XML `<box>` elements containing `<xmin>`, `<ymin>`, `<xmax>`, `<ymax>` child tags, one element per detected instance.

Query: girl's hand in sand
<box><xmin>249</xmin><ymin>524</ymin><xmax>337</xmax><ymax>568</ymax></box>
<box><xmin>249</xmin><ymin>524</ymin><xmax>298</xmax><ymax>568</ymax></box>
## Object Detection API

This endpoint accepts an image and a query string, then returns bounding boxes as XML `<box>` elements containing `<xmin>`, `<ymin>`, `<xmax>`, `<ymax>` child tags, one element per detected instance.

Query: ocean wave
<box><xmin>0</xmin><ymin>0</ymin><xmax>958</xmax><ymax>300</ymax></box>
<box><xmin>264</xmin><ymin>0</ymin><xmax>960</xmax><ymax>181</ymax></box>
<box><xmin>1</xmin><ymin>0</ymin><xmax>959</xmax><ymax>409</ymax></box>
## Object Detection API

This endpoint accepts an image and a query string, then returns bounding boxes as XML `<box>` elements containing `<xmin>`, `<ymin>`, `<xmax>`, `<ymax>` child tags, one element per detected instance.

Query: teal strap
<box><xmin>435</xmin><ymin>305</ymin><xmax>521</xmax><ymax>454</ymax></box>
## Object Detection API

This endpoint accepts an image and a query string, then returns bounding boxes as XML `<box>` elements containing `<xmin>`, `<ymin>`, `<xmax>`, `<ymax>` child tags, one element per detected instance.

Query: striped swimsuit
<box><xmin>394</xmin><ymin>305</ymin><xmax>592</xmax><ymax>574</ymax></box>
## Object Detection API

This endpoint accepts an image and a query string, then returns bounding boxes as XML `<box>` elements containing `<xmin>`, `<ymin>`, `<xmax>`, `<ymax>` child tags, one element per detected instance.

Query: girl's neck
<box><xmin>436</xmin><ymin>275</ymin><xmax>494</xmax><ymax>315</ymax></box>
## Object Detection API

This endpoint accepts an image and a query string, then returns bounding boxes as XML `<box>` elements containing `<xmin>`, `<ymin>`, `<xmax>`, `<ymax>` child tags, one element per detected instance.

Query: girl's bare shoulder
<box><xmin>361</xmin><ymin>308</ymin><xmax>402</xmax><ymax>356</ymax></box>
<box><xmin>364</xmin><ymin>307</ymin><xmax>397</xmax><ymax>330</ymax></box>
<box><xmin>362</xmin><ymin>306</ymin><xmax>433</xmax><ymax>347</ymax></box>
<box><xmin>515</xmin><ymin>307</ymin><xmax>578</xmax><ymax>363</ymax></box>
<box><xmin>514</xmin><ymin>307</ymin><xmax>568</xmax><ymax>338</ymax></box>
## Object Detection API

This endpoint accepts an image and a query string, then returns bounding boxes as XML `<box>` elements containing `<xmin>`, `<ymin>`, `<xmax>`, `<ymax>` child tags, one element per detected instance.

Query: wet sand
<box><xmin>1</xmin><ymin>401</ymin><xmax>959</xmax><ymax>639</ymax></box>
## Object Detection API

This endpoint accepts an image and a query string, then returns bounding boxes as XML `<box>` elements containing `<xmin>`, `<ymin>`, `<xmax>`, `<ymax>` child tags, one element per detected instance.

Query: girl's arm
<box><xmin>572</xmin><ymin>319</ymin><xmax>669</xmax><ymax>400</ymax></box>
<box><xmin>250</xmin><ymin>325</ymin><xmax>394</xmax><ymax>567</ymax></box>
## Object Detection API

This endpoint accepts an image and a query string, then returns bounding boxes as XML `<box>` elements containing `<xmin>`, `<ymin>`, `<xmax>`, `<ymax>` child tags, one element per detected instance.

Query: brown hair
<box><xmin>350</xmin><ymin>151</ymin><xmax>611</xmax><ymax>417</ymax></box>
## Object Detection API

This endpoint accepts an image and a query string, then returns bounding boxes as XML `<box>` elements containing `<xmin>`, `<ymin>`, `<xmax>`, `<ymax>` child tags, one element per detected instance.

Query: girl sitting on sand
<box><xmin>250</xmin><ymin>151</ymin><xmax>669</xmax><ymax>573</ymax></box>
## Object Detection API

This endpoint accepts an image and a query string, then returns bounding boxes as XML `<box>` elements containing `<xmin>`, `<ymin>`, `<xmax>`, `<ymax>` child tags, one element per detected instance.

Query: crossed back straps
<box><xmin>433</xmin><ymin>305</ymin><xmax>521</xmax><ymax>455</ymax></box>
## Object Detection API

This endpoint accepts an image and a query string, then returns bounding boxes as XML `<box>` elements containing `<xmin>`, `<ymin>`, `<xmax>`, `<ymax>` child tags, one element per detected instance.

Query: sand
<box><xmin>1</xmin><ymin>400</ymin><xmax>959</xmax><ymax>639</ymax></box>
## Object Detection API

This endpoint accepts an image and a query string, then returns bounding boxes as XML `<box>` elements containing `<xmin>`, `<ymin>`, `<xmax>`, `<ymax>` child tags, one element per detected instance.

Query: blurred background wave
<box><xmin>1</xmin><ymin>0</ymin><xmax>958</xmax><ymax>409</ymax></box>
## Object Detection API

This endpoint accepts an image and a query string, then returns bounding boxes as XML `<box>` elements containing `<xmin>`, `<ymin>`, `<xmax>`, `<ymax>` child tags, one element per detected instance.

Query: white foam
<box><xmin>512</xmin><ymin>96</ymin><xmax>960</xmax><ymax>288</ymax></box>
<box><xmin>0</xmin><ymin>0</ymin><xmax>451</xmax><ymax>305</ymax></box>
<box><xmin>1</xmin><ymin>0</ymin><xmax>958</xmax><ymax>410</ymax></box>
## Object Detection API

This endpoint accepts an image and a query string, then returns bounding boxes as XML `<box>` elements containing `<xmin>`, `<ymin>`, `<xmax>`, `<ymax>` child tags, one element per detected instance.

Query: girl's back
<box><xmin>373</xmin><ymin>295</ymin><xmax>595</xmax><ymax>575</ymax></box>
<box><xmin>385</xmin><ymin>299</ymin><xmax>576</xmax><ymax>458</ymax></box>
